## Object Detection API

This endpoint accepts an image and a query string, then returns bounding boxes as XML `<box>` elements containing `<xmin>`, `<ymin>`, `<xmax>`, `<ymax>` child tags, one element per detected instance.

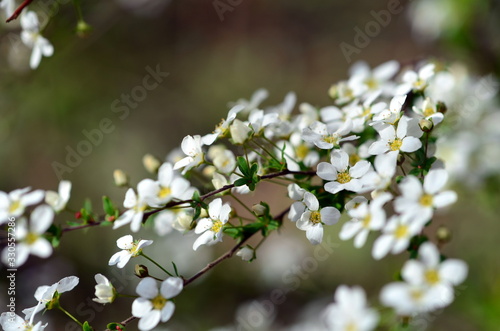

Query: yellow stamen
<box><xmin>159</xmin><ymin>187</ymin><xmax>172</xmax><ymax>199</ymax></box>
<box><xmin>309</xmin><ymin>211</ymin><xmax>322</xmax><ymax>224</ymax></box>
<box><xmin>424</xmin><ymin>269</ymin><xmax>440</xmax><ymax>285</ymax></box>
<box><xmin>389</xmin><ymin>138</ymin><xmax>403</xmax><ymax>151</ymax></box>
<box><xmin>362</xmin><ymin>215</ymin><xmax>371</xmax><ymax>228</ymax></box>
<box><xmin>152</xmin><ymin>295</ymin><xmax>167</xmax><ymax>310</ymax></box>
<box><xmin>419</xmin><ymin>194</ymin><xmax>434</xmax><ymax>207</ymax></box>
<box><xmin>394</xmin><ymin>224</ymin><xmax>408</xmax><ymax>239</ymax></box>
<box><xmin>337</xmin><ymin>172</ymin><xmax>351</xmax><ymax>184</ymax></box>
<box><xmin>211</xmin><ymin>220</ymin><xmax>223</xmax><ymax>233</ymax></box>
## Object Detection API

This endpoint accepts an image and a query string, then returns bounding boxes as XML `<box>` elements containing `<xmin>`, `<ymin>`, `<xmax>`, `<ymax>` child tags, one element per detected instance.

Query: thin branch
<box><xmin>6</xmin><ymin>0</ymin><xmax>33</xmax><ymax>22</ymax></box>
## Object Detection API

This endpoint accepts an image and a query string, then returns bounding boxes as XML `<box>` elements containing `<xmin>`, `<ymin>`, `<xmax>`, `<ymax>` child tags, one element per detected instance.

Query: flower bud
<box><xmin>76</xmin><ymin>20</ymin><xmax>93</xmax><ymax>38</ymax></box>
<box><xmin>436</xmin><ymin>101</ymin><xmax>447</xmax><ymax>114</ymax></box>
<box><xmin>436</xmin><ymin>226</ymin><xmax>452</xmax><ymax>244</ymax></box>
<box><xmin>113</xmin><ymin>169</ymin><xmax>129</xmax><ymax>187</ymax></box>
<box><xmin>252</xmin><ymin>203</ymin><xmax>267</xmax><ymax>216</ymax></box>
<box><xmin>93</xmin><ymin>273</ymin><xmax>116</xmax><ymax>304</ymax></box>
<box><xmin>142</xmin><ymin>154</ymin><xmax>161</xmax><ymax>174</ymax></box>
<box><xmin>419</xmin><ymin>118</ymin><xmax>433</xmax><ymax>132</ymax></box>
<box><xmin>236</xmin><ymin>246</ymin><xmax>255</xmax><ymax>262</ymax></box>
<box><xmin>134</xmin><ymin>264</ymin><xmax>150</xmax><ymax>278</ymax></box>
<box><xmin>230</xmin><ymin>119</ymin><xmax>251</xmax><ymax>144</ymax></box>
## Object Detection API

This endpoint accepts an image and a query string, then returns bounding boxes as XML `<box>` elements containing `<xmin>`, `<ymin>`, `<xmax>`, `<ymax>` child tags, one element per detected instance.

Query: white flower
<box><xmin>372</xmin><ymin>213</ymin><xmax>423</xmax><ymax>260</ymax></box>
<box><xmin>371</xmin><ymin>94</ymin><xmax>406</xmax><ymax>126</ymax></box>
<box><xmin>0</xmin><ymin>312</ymin><xmax>47</xmax><ymax>331</ymax></box>
<box><xmin>360</xmin><ymin>151</ymin><xmax>398</xmax><ymax>194</ymax></box>
<box><xmin>230</xmin><ymin>119</ymin><xmax>252</xmax><ymax>144</ymax></box>
<box><xmin>193</xmin><ymin>198</ymin><xmax>231</xmax><ymax>251</ymax></box>
<box><xmin>1</xmin><ymin>205</ymin><xmax>54</xmax><ymax>267</ymax></box>
<box><xmin>45</xmin><ymin>180</ymin><xmax>71</xmax><ymax>213</ymax></box>
<box><xmin>302</xmin><ymin>119</ymin><xmax>358</xmax><ymax>150</ymax></box>
<box><xmin>394</xmin><ymin>169</ymin><xmax>457</xmax><ymax>225</ymax></box>
<box><xmin>144</xmin><ymin>163</ymin><xmax>193</xmax><ymax>207</ymax></box>
<box><xmin>20</xmin><ymin>11</ymin><xmax>54</xmax><ymax>69</ymax></box>
<box><xmin>132</xmin><ymin>277</ymin><xmax>183</xmax><ymax>331</ymax></box>
<box><xmin>248</xmin><ymin>109</ymin><xmax>279</xmax><ymax>134</ymax></box>
<box><xmin>230</xmin><ymin>88</ymin><xmax>268</xmax><ymax>113</ymax></box>
<box><xmin>0</xmin><ymin>0</ymin><xmax>15</xmax><ymax>18</ymax></box>
<box><xmin>317</xmin><ymin>149</ymin><xmax>371</xmax><ymax>194</ymax></box>
<box><xmin>296</xmin><ymin>192</ymin><xmax>340</xmax><ymax>245</ymax></box>
<box><xmin>339</xmin><ymin>193</ymin><xmax>391</xmax><ymax>248</ymax></box>
<box><xmin>368</xmin><ymin>116</ymin><xmax>423</xmax><ymax>155</ymax></box>
<box><xmin>380</xmin><ymin>281</ymin><xmax>446</xmax><ymax>316</ymax></box>
<box><xmin>93</xmin><ymin>274</ymin><xmax>116</xmax><ymax>304</ymax></box>
<box><xmin>173</xmin><ymin>135</ymin><xmax>205</xmax><ymax>174</ymax></box>
<box><xmin>348</xmin><ymin>60</ymin><xmax>400</xmax><ymax>95</ymax></box>
<box><xmin>412</xmin><ymin>97</ymin><xmax>444</xmax><ymax>125</ymax></box>
<box><xmin>203</xmin><ymin>105</ymin><xmax>244</xmax><ymax>145</ymax></box>
<box><xmin>236</xmin><ymin>246</ymin><xmax>255</xmax><ymax>261</ymax></box>
<box><xmin>171</xmin><ymin>209</ymin><xmax>195</xmax><ymax>232</ymax></box>
<box><xmin>396</xmin><ymin>63</ymin><xmax>435</xmax><ymax>95</ymax></box>
<box><xmin>403</xmin><ymin>242</ymin><xmax>468</xmax><ymax>290</ymax></box>
<box><xmin>0</xmin><ymin>187</ymin><xmax>44</xmax><ymax>224</ymax></box>
<box><xmin>23</xmin><ymin>276</ymin><xmax>79</xmax><ymax>320</ymax></box>
<box><xmin>212</xmin><ymin>149</ymin><xmax>236</xmax><ymax>174</ymax></box>
<box><xmin>323</xmin><ymin>285</ymin><xmax>379</xmax><ymax>331</ymax></box>
<box><xmin>108</xmin><ymin>235</ymin><xmax>153</xmax><ymax>268</ymax></box>
<box><xmin>112</xmin><ymin>180</ymin><xmax>152</xmax><ymax>232</ymax></box>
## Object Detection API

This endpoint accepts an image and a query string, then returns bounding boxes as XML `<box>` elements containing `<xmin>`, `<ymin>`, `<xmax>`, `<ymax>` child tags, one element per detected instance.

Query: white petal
<box><xmin>305</xmin><ymin>224</ymin><xmax>323</xmax><ymax>245</ymax></box>
<box><xmin>424</xmin><ymin>169</ymin><xmax>448</xmax><ymax>195</ymax></box>
<box><xmin>401</xmin><ymin>260</ymin><xmax>425</xmax><ymax>285</ymax></box>
<box><xmin>372</xmin><ymin>234</ymin><xmax>393</xmax><ymax>260</ymax></box>
<box><xmin>320</xmin><ymin>207</ymin><xmax>340</xmax><ymax>225</ymax></box>
<box><xmin>161</xmin><ymin>277</ymin><xmax>183</xmax><ymax>299</ymax></box>
<box><xmin>303</xmin><ymin>192</ymin><xmax>319</xmax><ymax>211</ymax></box>
<box><xmin>29</xmin><ymin>238</ymin><xmax>53</xmax><ymax>258</ymax></box>
<box><xmin>368</xmin><ymin>141</ymin><xmax>389</xmax><ymax>155</ymax></box>
<box><xmin>349</xmin><ymin>160</ymin><xmax>370</xmax><ymax>178</ymax></box>
<box><xmin>195</xmin><ymin>218</ymin><xmax>212</xmax><ymax>234</ymax></box>
<box><xmin>29</xmin><ymin>204</ymin><xmax>54</xmax><ymax>234</ymax></box>
<box><xmin>339</xmin><ymin>221</ymin><xmax>362</xmax><ymax>240</ymax></box>
<box><xmin>353</xmin><ymin>229</ymin><xmax>369</xmax><ymax>248</ymax></box>
<box><xmin>132</xmin><ymin>297</ymin><xmax>153</xmax><ymax>318</ymax></box>
<box><xmin>400</xmin><ymin>137</ymin><xmax>422</xmax><ymax>153</ymax></box>
<box><xmin>433</xmin><ymin>191</ymin><xmax>457</xmax><ymax>208</ymax></box>
<box><xmin>324</xmin><ymin>181</ymin><xmax>343</xmax><ymax>194</ymax></box>
<box><xmin>123</xmin><ymin>189</ymin><xmax>138</xmax><ymax>209</ymax></box>
<box><xmin>161</xmin><ymin>301</ymin><xmax>175</xmax><ymax>322</ymax></box>
<box><xmin>331</xmin><ymin>150</ymin><xmax>349</xmax><ymax>171</ymax></box>
<box><xmin>193</xmin><ymin>231</ymin><xmax>214</xmax><ymax>251</ymax></box>
<box><xmin>399</xmin><ymin>176</ymin><xmax>423</xmax><ymax>198</ymax></box>
<box><xmin>56</xmin><ymin>276</ymin><xmax>79</xmax><ymax>293</ymax></box>
<box><xmin>208</xmin><ymin>198</ymin><xmax>222</xmax><ymax>220</ymax></box>
<box><xmin>136</xmin><ymin>278</ymin><xmax>159</xmax><ymax>299</ymax></box>
<box><xmin>440</xmin><ymin>259</ymin><xmax>468</xmax><ymax>285</ymax></box>
<box><xmin>419</xmin><ymin>242</ymin><xmax>440</xmax><ymax>267</ymax></box>
<box><xmin>316</xmin><ymin>162</ymin><xmax>337</xmax><ymax>181</ymax></box>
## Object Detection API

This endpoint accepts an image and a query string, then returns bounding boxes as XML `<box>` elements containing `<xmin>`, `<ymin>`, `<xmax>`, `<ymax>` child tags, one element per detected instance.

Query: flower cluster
<box><xmin>0</xmin><ymin>59</ymin><xmax>474</xmax><ymax>330</ymax></box>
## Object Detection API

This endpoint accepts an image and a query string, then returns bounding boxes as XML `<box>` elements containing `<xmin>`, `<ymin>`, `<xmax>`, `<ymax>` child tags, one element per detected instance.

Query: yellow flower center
<box><xmin>337</xmin><ymin>172</ymin><xmax>351</xmax><ymax>184</ymax></box>
<box><xmin>424</xmin><ymin>269</ymin><xmax>440</xmax><ymax>285</ymax></box>
<box><xmin>211</xmin><ymin>220</ymin><xmax>223</xmax><ymax>233</ymax></box>
<box><xmin>309</xmin><ymin>211</ymin><xmax>322</xmax><ymax>224</ymax></box>
<box><xmin>410</xmin><ymin>289</ymin><xmax>424</xmax><ymax>301</ymax></box>
<box><xmin>389</xmin><ymin>138</ymin><xmax>403</xmax><ymax>151</ymax></box>
<box><xmin>322</xmin><ymin>134</ymin><xmax>339</xmax><ymax>145</ymax></box>
<box><xmin>362</xmin><ymin>215</ymin><xmax>371</xmax><ymax>228</ymax></box>
<box><xmin>152</xmin><ymin>295</ymin><xmax>167</xmax><ymax>310</ymax></box>
<box><xmin>295</xmin><ymin>144</ymin><xmax>309</xmax><ymax>160</ymax></box>
<box><xmin>25</xmin><ymin>232</ymin><xmax>39</xmax><ymax>245</ymax></box>
<box><xmin>419</xmin><ymin>193</ymin><xmax>434</xmax><ymax>207</ymax></box>
<box><xmin>394</xmin><ymin>224</ymin><xmax>408</xmax><ymax>239</ymax></box>
<box><xmin>9</xmin><ymin>200</ymin><xmax>21</xmax><ymax>214</ymax></box>
<box><xmin>365</xmin><ymin>77</ymin><xmax>378</xmax><ymax>90</ymax></box>
<box><xmin>423</xmin><ymin>107</ymin><xmax>435</xmax><ymax>117</ymax></box>
<box><xmin>128</xmin><ymin>241</ymin><xmax>143</xmax><ymax>257</ymax></box>
<box><xmin>414</xmin><ymin>79</ymin><xmax>426</xmax><ymax>90</ymax></box>
<box><xmin>159</xmin><ymin>187</ymin><xmax>172</xmax><ymax>199</ymax></box>
<box><xmin>349</xmin><ymin>154</ymin><xmax>361</xmax><ymax>166</ymax></box>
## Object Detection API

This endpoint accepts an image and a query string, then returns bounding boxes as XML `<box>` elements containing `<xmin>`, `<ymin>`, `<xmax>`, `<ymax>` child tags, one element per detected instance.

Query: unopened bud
<box><xmin>236</xmin><ymin>246</ymin><xmax>255</xmax><ymax>262</ymax></box>
<box><xmin>328</xmin><ymin>84</ymin><xmax>338</xmax><ymax>99</ymax></box>
<box><xmin>419</xmin><ymin>118</ymin><xmax>433</xmax><ymax>132</ymax></box>
<box><xmin>436</xmin><ymin>101</ymin><xmax>447</xmax><ymax>114</ymax></box>
<box><xmin>134</xmin><ymin>264</ymin><xmax>149</xmax><ymax>278</ymax></box>
<box><xmin>436</xmin><ymin>226</ymin><xmax>452</xmax><ymax>243</ymax></box>
<box><xmin>76</xmin><ymin>20</ymin><xmax>92</xmax><ymax>38</ymax></box>
<box><xmin>113</xmin><ymin>169</ymin><xmax>129</xmax><ymax>187</ymax></box>
<box><xmin>142</xmin><ymin>154</ymin><xmax>161</xmax><ymax>174</ymax></box>
<box><xmin>252</xmin><ymin>203</ymin><xmax>267</xmax><ymax>216</ymax></box>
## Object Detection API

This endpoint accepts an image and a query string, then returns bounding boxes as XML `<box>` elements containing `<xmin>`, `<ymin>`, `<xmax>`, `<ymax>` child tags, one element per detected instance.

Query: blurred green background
<box><xmin>1</xmin><ymin>0</ymin><xmax>499</xmax><ymax>330</ymax></box>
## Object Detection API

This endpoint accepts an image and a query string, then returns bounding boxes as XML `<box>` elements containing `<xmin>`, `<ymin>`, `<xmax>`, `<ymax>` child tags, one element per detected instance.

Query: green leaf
<box><xmin>192</xmin><ymin>190</ymin><xmax>202</xmax><ymax>203</ymax></box>
<box><xmin>46</xmin><ymin>224</ymin><xmax>62</xmax><ymax>248</ymax></box>
<box><xmin>83</xmin><ymin>198</ymin><xmax>93</xmax><ymax>213</ymax></box>
<box><xmin>237</xmin><ymin>156</ymin><xmax>250</xmax><ymax>174</ymax></box>
<box><xmin>172</xmin><ymin>262</ymin><xmax>179</xmax><ymax>276</ymax></box>
<box><xmin>99</xmin><ymin>221</ymin><xmax>114</xmax><ymax>227</ymax></box>
<box><xmin>66</xmin><ymin>221</ymin><xmax>81</xmax><ymax>227</ymax></box>
<box><xmin>82</xmin><ymin>321</ymin><xmax>93</xmax><ymax>331</ymax></box>
<box><xmin>234</xmin><ymin>178</ymin><xmax>248</xmax><ymax>187</ymax></box>
<box><xmin>223</xmin><ymin>227</ymin><xmax>243</xmax><ymax>239</ymax></box>
<box><xmin>102</xmin><ymin>196</ymin><xmax>115</xmax><ymax>215</ymax></box>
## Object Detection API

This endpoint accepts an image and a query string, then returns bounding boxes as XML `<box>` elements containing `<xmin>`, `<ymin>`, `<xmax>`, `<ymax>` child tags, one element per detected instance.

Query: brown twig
<box><xmin>6</xmin><ymin>0</ymin><xmax>33</xmax><ymax>22</ymax></box>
